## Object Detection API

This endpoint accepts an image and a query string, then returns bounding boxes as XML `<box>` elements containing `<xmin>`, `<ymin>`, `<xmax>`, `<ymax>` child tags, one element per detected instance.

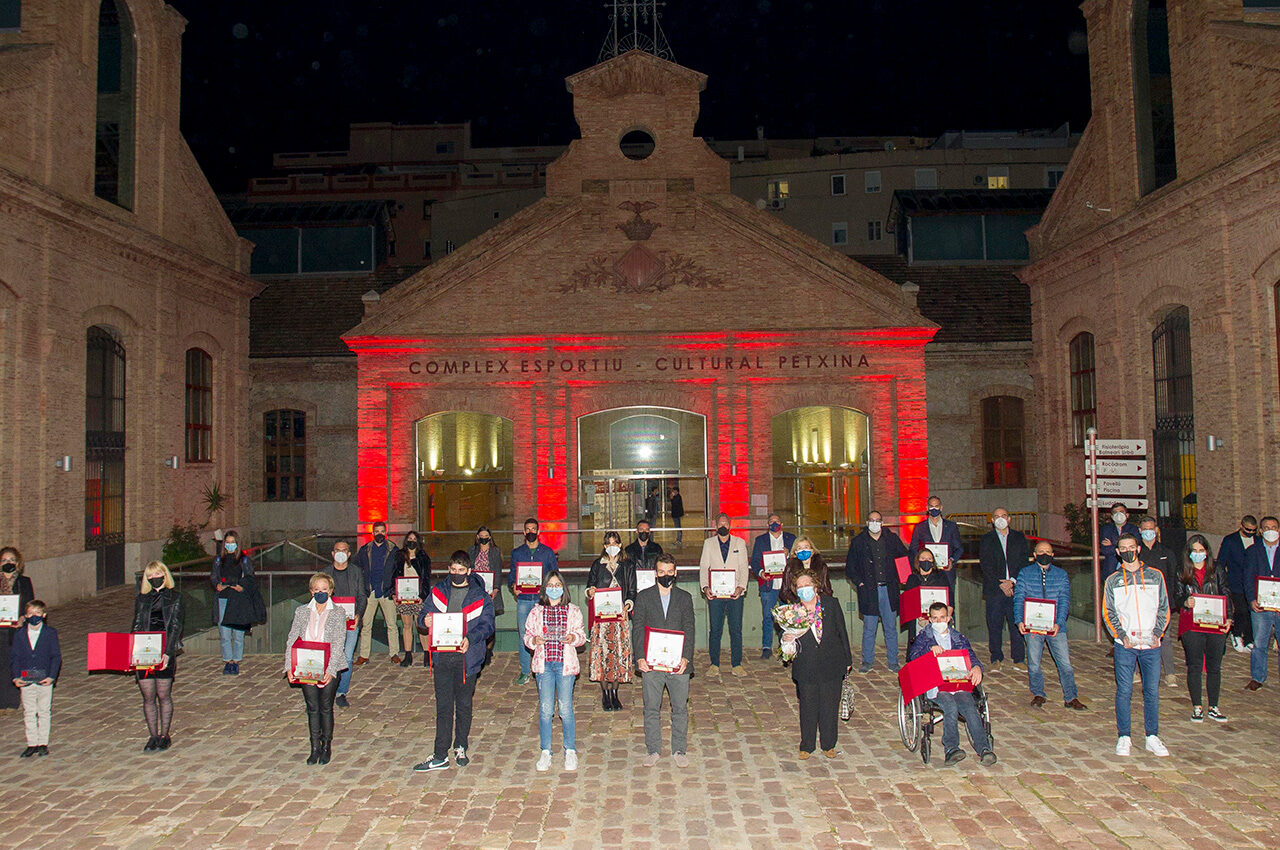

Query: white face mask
<box><xmin>993</xmin><ymin>517</ymin><xmax>1008</xmax><ymax>530</ymax></box>
<box><xmin>866</xmin><ymin>521</ymin><xmax>882</xmax><ymax>534</ymax></box>
<box><xmin>930</xmin><ymin>620</ymin><xmax>948</xmax><ymax>636</ymax></box>
<box><xmin>334</xmin><ymin>551</ymin><xmax>349</xmax><ymax>564</ymax></box>
<box><xmin>1112</xmin><ymin>513</ymin><xmax>1127</xmax><ymax>525</ymax></box>
<box><xmin>1264</xmin><ymin>530</ymin><xmax>1280</xmax><ymax>544</ymax></box>
<box><xmin>605</xmin><ymin>545</ymin><xmax>621</xmax><ymax>558</ymax></box>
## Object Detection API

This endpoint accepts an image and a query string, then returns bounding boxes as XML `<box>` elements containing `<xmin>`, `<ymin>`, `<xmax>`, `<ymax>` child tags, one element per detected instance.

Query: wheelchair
<box><xmin>897</xmin><ymin>684</ymin><xmax>993</xmax><ymax>764</ymax></box>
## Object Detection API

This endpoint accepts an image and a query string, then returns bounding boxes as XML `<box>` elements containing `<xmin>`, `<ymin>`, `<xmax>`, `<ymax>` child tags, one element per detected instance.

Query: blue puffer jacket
<box><xmin>1013</xmin><ymin>563</ymin><xmax>1072</xmax><ymax>630</ymax></box>
<box><xmin>417</xmin><ymin>575</ymin><xmax>495</xmax><ymax>677</ymax></box>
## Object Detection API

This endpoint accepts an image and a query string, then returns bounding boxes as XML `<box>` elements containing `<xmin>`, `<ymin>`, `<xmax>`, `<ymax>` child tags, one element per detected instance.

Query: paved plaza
<box><xmin>2</xmin><ymin>588</ymin><xmax>1279</xmax><ymax>849</ymax></box>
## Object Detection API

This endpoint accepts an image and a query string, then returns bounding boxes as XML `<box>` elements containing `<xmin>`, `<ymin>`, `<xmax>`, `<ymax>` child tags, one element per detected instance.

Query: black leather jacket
<box><xmin>1174</xmin><ymin>566</ymin><xmax>1236</xmax><ymax>624</ymax></box>
<box><xmin>132</xmin><ymin>588</ymin><xmax>185</xmax><ymax>657</ymax></box>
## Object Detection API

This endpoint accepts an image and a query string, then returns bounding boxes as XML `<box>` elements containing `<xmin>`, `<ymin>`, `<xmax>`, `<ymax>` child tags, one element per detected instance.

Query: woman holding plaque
<box><xmin>586</xmin><ymin>531</ymin><xmax>637</xmax><ymax>711</ymax></box>
<box><xmin>284</xmin><ymin>573</ymin><xmax>349</xmax><ymax>765</ymax></box>
<box><xmin>0</xmin><ymin>547</ymin><xmax>35</xmax><ymax>711</ymax></box>
<box><xmin>780</xmin><ymin>570</ymin><xmax>852</xmax><ymax>759</ymax></box>
<box><xmin>393</xmin><ymin>531</ymin><xmax>431</xmax><ymax>668</ymax></box>
<box><xmin>524</xmin><ymin>571</ymin><xmax>587</xmax><ymax>771</ymax></box>
<box><xmin>902</xmin><ymin>549</ymin><xmax>949</xmax><ymax>646</ymax></box>
<box><xmin>779</xmin><ymin>536</ymin><xmax>833</xmax><ymax>605</ymax></box>
<box><xmin>1175</xmin><ymin>535</ymin><xmax>1233</xmax><ymax>723</ymax></box>
<box><xmin>132</xmin><ymin>561</ymin><xmax>184</xmax><ymax>752</ymax></box>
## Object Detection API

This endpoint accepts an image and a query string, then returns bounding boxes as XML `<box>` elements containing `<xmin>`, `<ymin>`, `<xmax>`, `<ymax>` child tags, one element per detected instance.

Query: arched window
<box><xmin>95</xmin><ymin>0</ymin><xmax>136</xmax><ymax>208</ymax></box>
<box><xmin>1133</xmin><ymin>1</ymin><xmax>1177</xmax><ymax>194</ymax></box>
<box><xmin>416</xmin><ymin>411</ymin><xmax>513</xmax><ymax>554</ymax></box>
<box><xmin>1069</xmin><ymin>332</ymin><xmax>1097</xmax><ymax>447</ymax></box>
<box><xmin>1152</xmin><ymin>306</ymin><xmax>1195</xmax><ymax>543</ymax></box>
<box><xmin>264</xmin><ymin>410</ymin><xmax>305</xmax><ymax>501</ymax></box>
<box><xmin>86</xmin><ymin>325</ymin><xmax>126</xmax><ymax>588</ymax></box>
<box><xmin>982</xmin><ymin>396</ymin><xmax>1024</xmax><ymax>488</ymax></box>
<box><xmin>184</xmin><ymin>348</ymin><xmax>212</xmax><ymax>462</ymax></box>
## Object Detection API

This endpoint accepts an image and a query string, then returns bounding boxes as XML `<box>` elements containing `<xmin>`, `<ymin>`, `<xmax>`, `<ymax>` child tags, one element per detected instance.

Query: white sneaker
<box><xmin>564</xmin><ymin>749</ymin><xmax>578</xmax><ymax>771</ymax></box>
<box><xmin>1115</xmin><ymin>736</ymin><xmax>1131</xmax><ymax>756</ymax></box>
<box><xmin>1145</xmin><ymin>735</ymin><xmax>1169</xmax><ymax>757</ymax></box>
<box><xmin>1229</xmin><ymin>635</ymin><xmax>1243</xmax><ymax>652</ymax></box>
<box><xmin>535</xmin><ymin>750</ymin><xmax>552</xmax><ymax>772</ymax></box>
<box><xmin>1164</xmin><ymin>674</ymin><xmax>1177</xmax><ymax>687</ymax></box>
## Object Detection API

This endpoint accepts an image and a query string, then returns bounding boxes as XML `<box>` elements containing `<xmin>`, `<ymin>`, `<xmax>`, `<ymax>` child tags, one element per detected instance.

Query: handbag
<box><xmin>839</xmin><ymin>674</ymin><xmax>854</xmax><ymax>722</ymax></box>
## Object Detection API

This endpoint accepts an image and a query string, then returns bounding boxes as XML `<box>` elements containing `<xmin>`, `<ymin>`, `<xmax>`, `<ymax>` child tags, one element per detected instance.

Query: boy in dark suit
<box><xmin>10</xmin><ymin>600</ymin><xmax>61</xmax><ymax>757</ymax></box>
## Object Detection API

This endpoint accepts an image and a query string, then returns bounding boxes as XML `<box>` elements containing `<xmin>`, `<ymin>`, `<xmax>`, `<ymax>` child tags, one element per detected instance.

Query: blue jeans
<box><xmin>759</xmin><ymin>586</ymin><xmax>780</xmax><ymax>650</ymax></box>
<box><xmin>933</xmin><ymin>690</ymin><xmax>988</xmax><ymax>755</ymax></box>
<box><xmin>985</xmin><ymin>593</ymin><xmax>1024</xmax><ymax>663</ymax></box>
<box><xmin>336</xmin><ymin>628</ymin><xmax>358</xmax><ymax>696</ymax></box>
<box><xmin>536</xmin><ymin>660</ymin><xmax>576</xmax><ymax>750</ymax></box>
<box><xmin>217</xmin><ymin>598</ymin><xmax>244</xmax><ymax>662</ymax></box>
<box><xmin>707</xmin><ymin>596</ymin><xmax>744</xmax><ymax>667</ymax></box>
<box><xmin>1250</xmin><ymin>610</ymin><xmax>1278</xmax><ymax>683</ymax></box>
<box><xmin>1025</xmin><ymin>631</ymin><xmax>1077</xmax><ymax>702</ymax></box>
<box><xmin>517</xmin><ymin>597</ymin><xmax>536</xmax><ymax>676</ymax></box>
<box><xmin>1113</xmin><ymin>643</ymin><xmax>1161</xmax><ymax>737</ymax></box>
<box><xmin>861</xmin><ymin>585</ymin><xmax>900</xmax><ymax>669</ymax></box>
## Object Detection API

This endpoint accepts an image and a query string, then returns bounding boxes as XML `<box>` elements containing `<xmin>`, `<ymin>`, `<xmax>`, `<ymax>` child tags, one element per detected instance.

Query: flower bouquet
<box><xmin>773</xmin><ymin>602</ymin><xmax>820</xmax><ymax>662</ymax></box>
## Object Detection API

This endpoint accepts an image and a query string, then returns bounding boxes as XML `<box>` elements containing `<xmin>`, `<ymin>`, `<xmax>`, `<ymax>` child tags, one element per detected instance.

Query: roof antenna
<box><xmin>599</xmin><ymin>0</ymin><xmax>675</xmax><ymax>62</ymax></box>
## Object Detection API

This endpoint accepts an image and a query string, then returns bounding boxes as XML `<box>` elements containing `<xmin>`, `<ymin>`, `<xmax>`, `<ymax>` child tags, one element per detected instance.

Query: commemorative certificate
<box><xmin>644</xmin><ymin>627</ymin><xmax>685</xmax><ymax>672</ymax></box>
<box><xmin>430</xmin><ymin>612</ymin><xmax>465</xmax><ymax>651</ymax></box>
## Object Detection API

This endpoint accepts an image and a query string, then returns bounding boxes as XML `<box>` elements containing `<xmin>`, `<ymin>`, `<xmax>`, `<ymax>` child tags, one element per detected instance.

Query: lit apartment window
<box><xmin>1046</xmin><ymin>166</ymin><xmax>1066</xmax><ymax>188</ymax></box>
<box><xmin>831</xmin><ymin>174</ymin><xmax>846</xmax><ymax>196</ymax></box>
<box><xmin>987</xmin><ymin>166</ymin><xmax>1010</xmax><ymax>189</ymax></box>
<box><xmin>867</xmin><ymin>220</ymin><xmax>883</xmax><ymax>242</ymax></box>
<box><xmin>767</xmin><ymin>179</ymin><xmax>790</xmax><ymax>200</ymax></box>
<box><xmin>832</xmin><ymin>222</ymin><xmax>849</xmax><ymax>246</ymax></box>
<box><xmin>914</xmin><ymin>168</ymin><xmax>938</xmax><ymax>189</ymax></box>
<box><xmin>864</xmin><ymin>170</ymin><xmax>882</xmax><ymax>193</ymax></box>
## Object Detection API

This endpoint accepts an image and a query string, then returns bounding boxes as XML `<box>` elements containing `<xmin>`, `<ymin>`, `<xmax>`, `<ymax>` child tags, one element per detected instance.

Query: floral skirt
<box><xmin>589</xmin><ymin>620</ymin><xmax>632</xmax><ymax>683</ymax></box>
<box><xmin>395</xmin><ymin>601</ymin><xmax>422</xmax><ymax>617</ymax></box>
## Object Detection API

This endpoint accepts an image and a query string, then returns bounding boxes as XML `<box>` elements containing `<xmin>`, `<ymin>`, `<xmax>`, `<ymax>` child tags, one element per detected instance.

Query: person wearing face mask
<box><xmin>780</xmin><ymin>536</ymin><xmax>832</xmax><ymax>605</ymax></box>
<box><xmin>414</xmin><ymin>551</ymin><xmax>496</xmax><ymax>772</ymax></box>
<box><xmin>586</xmin><ymin>531</ymin><xmax>638</xmax><ymax>711</ymax></box>
<box><xmin>0</xmin><ymin>546</ymin><xmax>35</xmax><ymax>711</ymax></box>
<box><xmin>902</xmin><ymin>550</ymin><xmax>950</xmax><ymax>646</ymax></box>
<box><xmin>284</xmin><ymin>573</ymin><xmax>349</xmax><ymax>765</ymax></box>
<box><xmin>1014</xmin><ymin>541</ymin><xmax>1085</xmax><ymax>710</ymax></box>
<box><xmin>1100</xmin><ymin>503</ymin><xmax>1140</xmax><ymax>579</ymax></box>
<box><xmin>10</xmin><ymin>600</ymin><xmax>60</xmax><ymax>757</ymax></box>
<box><xmin>508</xmin><ymin>518</ymin><xmax>560</xmax><ymax>686</ymax></box>
<box><xmin>908</xmin><ymin>602</ymin><xmax>995</xmax><ymax>766</ymax></box>
<box><xmin>1173</xmin><ymin>535</ymin><xmax>1233</xmax><ymax>722</ymax></box>
<box><xmin>210</xmin><ymin>530</ymin><xmax>263</xmax><ymax>676</ymax></box>
<box><xmin>354</xmin><ymin>521</ymin><xmax>401</xmax><ymax>666</ymax></box>
<box><xmin>846</xmin><ymin>511</ymin><xmax>909</xmax><ymax>673</ymax></box>
<box><xmin>624</xmin><ymin>519</ymin><xmax>664</xmax><ymax>571</ymax></box>
<box><xmin>1136</xmin><ymin>516</ymin><xmax>1178</xmax><ymax>685</ymax></box>
<box><xmin>525</xmin><ymin>571</ymin><xmax>586</xmax><ymax>772</ymax></box>
<box><xmin>908</xmin><ymin>497</ymin><xmax>961</xmax><ymax>591</ymax></box>
<box><xmin>322</xmin><ymin>541</ymin><xmax>366</xmax><ymax>708</ymax></box>
<box><xmin>781</xmin><ymin>571</ymin><xmax>852</xmax><ymax>760</ymax></box>
<box><xmin>1216</xmin><ymin>515</ymin><xmax>1257</xmax><ymax>652</ymax></box>
<box><xmin>392</xmin><ymin>531</ymin><xmax>432</xmax><ymax>668</ymax></box>
<box><xmin>749</xmin><ymin>514</ymin><xmax>795</xmax><ymax>660</ymax></box>
<box><xmin>1243</xmin><ymin>515</ymin><xmax>1280</xmax><ymax>691</ymax></box>
<box><xmin>698</xmin><ymin>513</ymin><xmax>749</xmax><ymax>677</ymax></box>
<box><xmin>633</xmin><ymin>554</ymin><xmax>695</xmax><ymax>768</ymax></box>
<box><xmin>979</xmin><ymin>508</ymin><xmax>1030</xmax><ymax>672</ymax></box>
<box><xmin>469</xmin><ymin>526</ymin><xmax>504</xmax><ymax>666</ymax></box>
<box><xmin>1103</xmin><ymin>533</ymin><xmax>1171</xmax><ymax>757</ymax></box>
<box><xmin>133</xmin><ymin>562</ymin><xmax>184</xmax><ymax>752</ymax></box>
<box><xmin>669</xmin><ymin>484</ymin><xmax>685</xmax><ymax>545</ymax></box>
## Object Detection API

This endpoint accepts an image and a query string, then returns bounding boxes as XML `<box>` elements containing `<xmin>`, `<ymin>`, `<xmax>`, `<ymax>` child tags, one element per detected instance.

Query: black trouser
<box><xmin>1230</xmin><ymin>593</ymin><xmax>1254</xmax><ymax>645</ymax></box>
<box><xmin>302</xmin><ymin>679</ymin><xmax>338</xmax><ymax>748</ymax></box>
<box><xmin>985</xmin><ymin>592</ymin><xmax>1025</xmax><ymax>663</ymax></box>
<box><xmin>1181</xmin><ymin>631</ymin><xmax>1227</xmax><ymax>708</ymax></box>
<box><xmin>795</xmin><ymin>676</ymin><xmax>842</xmax><ymax>753</ymax></box>
<box><xmin>433</xmin><ymin>654</ymin><xmax>478</xmax><ymax>758</ymax></box>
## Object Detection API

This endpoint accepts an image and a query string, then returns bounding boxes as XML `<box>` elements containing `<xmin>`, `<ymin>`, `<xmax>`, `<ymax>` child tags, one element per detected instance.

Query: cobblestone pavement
<box><xmin>2</xmin><ymin>588</ymin><xmax>1279</xmax><ymax>849</ymax></box>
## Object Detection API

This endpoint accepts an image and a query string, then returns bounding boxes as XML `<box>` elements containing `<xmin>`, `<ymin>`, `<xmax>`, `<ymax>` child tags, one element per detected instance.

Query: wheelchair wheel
<box><xmin>897</xmin><ymin>693</ymin><xmax>921</xmax><ymax>753</ymax></box>
<box><xmin>920</xmin><ymin>728</ymin><xmax>932</xmax><ymax>764</ymax></box>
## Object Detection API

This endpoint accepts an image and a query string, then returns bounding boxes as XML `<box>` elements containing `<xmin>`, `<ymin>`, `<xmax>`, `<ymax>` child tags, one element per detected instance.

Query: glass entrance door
<box><xmin>771</xmin><ymin>407</ymin><xmax>871</xmax><ymax>553</ymax></box>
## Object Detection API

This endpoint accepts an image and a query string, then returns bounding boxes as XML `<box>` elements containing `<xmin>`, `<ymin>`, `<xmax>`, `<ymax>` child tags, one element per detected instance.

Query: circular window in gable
<box><xmin>620</xmin><ymin>129</ymin><xmax>656</xmax><ymax>160</ymax></box>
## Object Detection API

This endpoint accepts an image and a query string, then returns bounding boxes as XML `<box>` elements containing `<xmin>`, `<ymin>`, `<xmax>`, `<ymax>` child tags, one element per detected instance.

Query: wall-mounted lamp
<box><xmin>54</xmin><ymin>455</ymin><xmax>72</xmax><ymax>472</ymax></box>
<box><xmin>1207</xmin><ymin>435</ymin><xmax>1226</xmax><ymax>452</ymax></box>
<box><xmin>164</xmin><ymin>456</ymin><xmax>180</xmax><ymax>469</ymax></box>
<box><xmin>730</xmin><ymin>463</ymin><xmax>738</xmax><ymax>476</ymax></box>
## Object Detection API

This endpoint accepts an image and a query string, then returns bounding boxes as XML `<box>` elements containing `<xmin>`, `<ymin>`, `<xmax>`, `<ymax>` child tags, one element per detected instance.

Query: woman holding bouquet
<box><xmin>284</xmin><ymin>572</ymin><xmax>349</xmax><ymax>765</ymax></box>
<box><xmin>585</xmin><ymin>531</ymin><xmax>637</xmax><ymax>711</ymax></box>
<box><xmin>779</xmin><ymin>536</ymin><xmax>833</xmax><ymax>604</ymax></box>
<box><xmin>775</xmin><ymin>570</ymin><xmax>852</xmax><ymax>759</ymax></box>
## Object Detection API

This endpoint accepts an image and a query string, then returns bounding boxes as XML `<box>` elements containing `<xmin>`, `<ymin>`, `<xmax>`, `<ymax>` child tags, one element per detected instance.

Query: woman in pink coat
<box><xmin>523</xmin><ymin>570</ymin><xmax>586</xmax><ymax>772</ymax></box>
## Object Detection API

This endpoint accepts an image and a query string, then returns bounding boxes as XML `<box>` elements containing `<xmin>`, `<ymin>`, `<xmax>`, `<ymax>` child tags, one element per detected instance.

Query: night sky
<box><xmin>168</xmin><ymin>0</ymin><xmax>1092</xmax><ymax>193</ymax></box>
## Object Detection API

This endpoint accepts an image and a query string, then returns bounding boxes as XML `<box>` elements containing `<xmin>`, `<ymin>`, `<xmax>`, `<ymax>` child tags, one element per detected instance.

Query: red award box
<box><xmin>515</xmin><ymin>561</ymin><xmax>543</xmax><ymax>593</ymax></box>
<box><xmin>87</xmin><ymin>631</ymin><xmax>166</xmax><ymax>672</ymax></box>
<box><xmin>590</xmin><ymin>586</ymin><xmax>625</xmax><ymax>621</ymax></box>
<box><xmin>760</xmin><ymin>550</ymin><xmax>787</xmax><ymax>579</ymax></box>
<box><xmin>1257</xmin><ymin>576</ymin><xmax>1280</xmax><ymax>612</ymax></box>
<box><xmin>897</xmin><ymin>649</ymin><xmax>974</xmax><ymax>701</ymax></box>
<box><xmin>643</xmin><ymin>626</ymin><xmax>686</xmax><ymax>672</ymax></box>
<box><xmin>1183</xmin><ymin>593</ymin><xmax>1230</xmax><ymax>634</ymax></box>
<box><xmin>289</xmin><ymin>638</ymin><xmax>331</xmax><ymax>685</ymax></box>
<box><xmin>894</xmin><ymin>556</ymin><xmax>911</xmax><ymax>584</ymax></box>
<box><xmin>333</xmin><ymin>596</ymin><xmax>357</xmax><ymax>631</ymax></box>
<box><xmin>898</xmin><ymin>585</ymin><xmax>951</xmax><ymax>627</ymax></box>
<box><xmin>394</xmin><ymin>577</ymin><xmax>421</xmax><ymax>605</ymax></box>
<box><xmin>1022</xmin><ymin>598</ymin><xmax>1058</xmax><ymax>635</ymax></box>
<box><xmin>429</xmin><ymin>612</ymin><xmax>465</xmax><ymax>652</ymax></box>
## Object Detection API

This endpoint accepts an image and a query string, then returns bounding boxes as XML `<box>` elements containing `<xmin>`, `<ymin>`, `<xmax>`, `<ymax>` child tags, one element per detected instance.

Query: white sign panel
<box><xmin>1085</xmin><ymin>459</ymin><xmax>1148</xmax><ymax>477</ymax></box>
<box><xmin>1084</xmin><ymin>439</ymin><xmax>1147</xmax><ymax>457</ymax></box>
<box><xmin>1086</xmin><ymin>497</ymin><xmax>1149</xmax><ymax>510</ymax></box>
<box><xmin>1086</xmin><ymin>478</ymin><xmax>1148</xmax><ymax>496</ymax></box>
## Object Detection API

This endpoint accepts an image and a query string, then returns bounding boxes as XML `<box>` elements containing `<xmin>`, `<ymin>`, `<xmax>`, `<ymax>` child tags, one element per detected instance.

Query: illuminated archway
<box><xmin>414</xmin><ymin>411</ymin><xmax>514</xmax><ymax>554</ymax></box>
<box><xmin>771</xmin><ymin>406</ymin><xmax>871</xmax><ymax>549</ymax></box>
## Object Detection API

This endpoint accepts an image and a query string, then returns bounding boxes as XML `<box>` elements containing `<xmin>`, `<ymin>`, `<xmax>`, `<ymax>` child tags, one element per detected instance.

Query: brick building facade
<box><xmin>0</xmin><ymin>0</ymin><xmax>257</xmax><ymax>603</ymax></box>
<box><xmin>1020</xmin><ymin>1</ymin><xmax>1280</xmax><ymax>542</ymax></box>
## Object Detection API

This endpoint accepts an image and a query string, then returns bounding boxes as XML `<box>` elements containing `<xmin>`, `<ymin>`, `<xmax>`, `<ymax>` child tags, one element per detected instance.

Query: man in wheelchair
<box><xmin>908</xmin><ymin>602</ymin><xmax>997</xmax><ymax>766</ymax></box>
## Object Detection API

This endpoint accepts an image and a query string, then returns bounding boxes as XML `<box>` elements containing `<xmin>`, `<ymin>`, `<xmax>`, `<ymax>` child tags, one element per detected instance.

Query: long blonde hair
<box><xmin>141</xmin><ymin>560</ymin><xmax>175</xmax><ymax>593</ymax></box>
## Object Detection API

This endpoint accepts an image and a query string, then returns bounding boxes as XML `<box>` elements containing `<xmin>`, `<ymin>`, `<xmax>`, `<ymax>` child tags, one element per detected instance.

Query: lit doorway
<box><xmin>415</xmin><ymin>412</ymin><xmax>513</xmax><ymax>554</ymax></box>
<box><xmin>771</xmin><ymin>406</ymin><xmax>871</xmax><ymax>552</ymax></box>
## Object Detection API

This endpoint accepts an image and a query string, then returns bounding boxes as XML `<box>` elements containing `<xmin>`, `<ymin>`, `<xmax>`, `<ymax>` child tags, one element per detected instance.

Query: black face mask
<box><xmin>477</xmin><ymin>537</ymin><xmax>491</xmax><ymax>545</ymax></box>
<box><xmin>1119</xmin><ymin>550</ymin><xmax>1138</xmax><ymax>563</ymax></box>
<box><xmin>374</xmin><ymin>533</ymin><xmax>386</xmax><ymax>545</ymax></box>
<box><xmin>525</xmin><ymin>532</ymin><xmax>538</xmax><ymax>543</ymax></box>
<box><xmin>1</xmin><ymin>564</ymin><xmax>14</xmax><ymax>573</ymax></box>
<box><xmin>638</xmin><ymin>532</ymin><xmax>650</xmax><ymax>542</ymax></box>
<box><xmin>716</xmin><ymin>526</ymin><xmax>729</xmax><ymax>536</ymax></box>
<box><xmin>1035</xmin><ymin>554</ymin><xmax>1053</xmax><ymax>567</ymax></box>
<box><xmin>928</xmin><ymin>508</ymin><xmax>942</xmax><ymax>518</ymax></box>
<box><xmin>918</xmin><ymin>561</ymin><xmax>934</xmax><ymax>573</ymax></box>
<box><xmin>656</xmin><ymin>574</ymin><xmax>676</xmax><ymax>587</ymax></box>
<box><xmin>405</xmin><ymin>541</ymin><xmax>417</xmax><ymax>551</ymax></box>
<box><xmin>451</xmin><ymin>574</ymin><xmax>469</xmax><ymax>587</ymax></box>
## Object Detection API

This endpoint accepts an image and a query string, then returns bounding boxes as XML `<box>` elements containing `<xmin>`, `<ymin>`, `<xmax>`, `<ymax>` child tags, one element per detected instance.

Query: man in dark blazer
<box><xmin>633</xmin><ymin>553</ymin><xmax>695</xmax><ymax>768</ymax></box>
<box><xmin>909</xmin><ymin>496</ymin><xmax>962</xmax><ymax>590</ymax></box>
<box><xmin>979</xmin><ymin>507</ymin><xmax>1029</xmax><ymax>670</ymax></box>
<box><xmin>749</xmin><ymin>513</ymin><xmax>795</xmax><ymax>660</ymax></box>
<box><xmin>10</xmin><ymin>600</ymin><xmax>61</xmax><ymax>757</ymax></box>
<box><xmin>845</xmin><ymin>510</ymin><xmax>909</xmax><ymax>673</ymax></box>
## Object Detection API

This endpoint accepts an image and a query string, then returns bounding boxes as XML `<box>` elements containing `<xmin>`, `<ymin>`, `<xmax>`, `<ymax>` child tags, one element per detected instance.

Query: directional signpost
<box><xmin>1085</xmin><ymin>430</ymin><xmax>1149</xmax><ymax>642</ymax></box>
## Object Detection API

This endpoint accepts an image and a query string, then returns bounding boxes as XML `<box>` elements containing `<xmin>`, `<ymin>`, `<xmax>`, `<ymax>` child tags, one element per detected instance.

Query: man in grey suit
<box><xmin>633</xmin><ymin>553</ymin><xmax>696</xmax><ymax>768</ymax></box>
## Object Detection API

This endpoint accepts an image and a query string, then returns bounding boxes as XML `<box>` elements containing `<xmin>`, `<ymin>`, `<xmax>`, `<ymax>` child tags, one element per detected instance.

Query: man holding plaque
<box><xmin>1137</xmin><ymin>516</ymin><xmax>1180</xmax><ymax>685</ymax></box>
<box><xmin>1103</xmin><ymin>534</ymin><xmax>1170</xmax><ymax>757</ymax></box>
<box><xmin>908</xmin><ymin>496</ymin><xmax>961</xmax><ymax>591</ymax></box>
<box><xmin>508</xmin><ymin>518</ymin><xmax>559</xmax><ymax>686</ymax></box>
<box><xmin>1217</xmin><ymin>515</ymin><xmax>1257</xmax><ymax>652</ymax></box>
<box><xmin>699</xmin><ymin>513</ymin><xmax>749</xmax><ymax>676</ymax></box>
<box><xmin>415</xmin><ymin>551</ymin><xmax>495</xmax><ymax>772</ymax></box>
<box><xmin>845</xmin><ymin>510</ymin><xmax>908</xmax><ymax>673</ymax></box>
<box><xmin>907</xmin><ymin>602</ymin><xmax>995</xmax><ymax>766</ymax></box>
<box><xmin>322</xmin><ymin>541</ymin><xmax>365</xmax><ymax>709</ymax></box>
<box><xmin>1243</xmin><ymin>516</ymin><xmax>1280</xmax><ymax>691</ymax></box>
<box><xmin>1014</xmin><ymin>541</ymin><xmax>1085</xmax><ymax>710</ymax></box>
<box><xmin>633</xmin><ymin>554</ymin><xmax>695</xmax><ymax>767</ymax></box>
<box><xmin>750</xmin><ymin>513</ymin><xmax>795</xmax><ymax>661</ymax></box>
